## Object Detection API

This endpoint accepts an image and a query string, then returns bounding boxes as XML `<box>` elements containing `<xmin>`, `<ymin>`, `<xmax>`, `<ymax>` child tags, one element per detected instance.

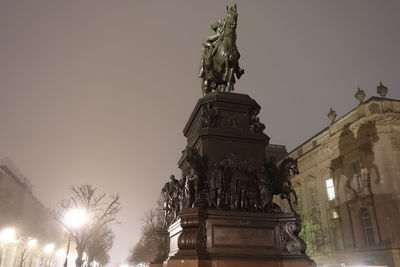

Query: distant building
<box><xmin>283</xmin><ymin>90</ymin><xmax>400</xmax><ymax>267</ymax></box>
<box><xmin>0</xmin><ymin>158</ymin><xmax>66</xmax><ymax>267</ymax></box>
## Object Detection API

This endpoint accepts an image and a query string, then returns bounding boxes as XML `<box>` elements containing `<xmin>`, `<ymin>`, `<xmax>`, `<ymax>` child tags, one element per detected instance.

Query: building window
<box><xmin>352</xmin><ymin>161</ymin><xmax>365</xmax><ymax>190</ymax></box>
<box><xmin>325</xmin><ymin>178</ymin><xmax>335</xmax><ymax>200</ymax></box>
<box><xmin>360</xmin><ymin>208</ymin><xmax>375</xmax><ymax>246</ymax></box>
<box><xmin>309</xmin><ymin>186</ymin><xmax>318</xmax><ymax>206</ymax></box>
<box><xmin>332</xmin><ymin>210</ymin><xmax>339</xmax><ymax>219</ymax></box>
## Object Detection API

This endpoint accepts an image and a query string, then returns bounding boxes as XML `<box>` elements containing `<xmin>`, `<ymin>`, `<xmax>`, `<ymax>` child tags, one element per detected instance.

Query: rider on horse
<box><xmin>198</xmin><ymin>20</ymin><xmax>224</xmax><ymax>79</ymax></box>
<box><xmin>199</xmin><ymin>5</ymin><xmax>245</xmax><ymax>95</ymax></box>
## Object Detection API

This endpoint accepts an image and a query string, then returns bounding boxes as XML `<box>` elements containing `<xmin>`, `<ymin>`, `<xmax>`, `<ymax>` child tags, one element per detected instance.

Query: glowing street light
<box><xmin>64</xmin><ymin>209</ymin><xmax>88</xmax><ymax>229</ymax></box>
<box><xmin>63</xmin><ymin>208</ymin><xmax>88</xmax><ymax>267</ymax></box>
<box><xmin>27</xmin><ymin>238</ymin><xmax>37</xmax><ymax>248</ymax></box>
<box><xmin>0</xmin><ymin>228</ymin><xmax>16</xmax><ymax>243</ymax></box>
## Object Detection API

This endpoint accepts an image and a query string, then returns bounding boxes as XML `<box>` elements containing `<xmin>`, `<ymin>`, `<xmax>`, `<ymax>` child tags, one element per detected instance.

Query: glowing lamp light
<box><xmin>27</xmin><ymin>238</ymin><xmax>37</xmax><ymax>248</ymax></box>
<box><xmin>64</xmin><ymin>208</ymin><xmax>88</xmax><ymax>228</ymax></box>
<box><xmin>0</xmin><ymin>228</ymin><xmax>16</xmax><ymax>243</ymax></box>
<box><xmin>43</xmin><ymin>243</ymin><xmax>55</xmax><ymax>254</ymax></box>
<box><xmin>119</xmin><ymin>264</ymin><xmax>129</xmax><ymax>267</ymax></box>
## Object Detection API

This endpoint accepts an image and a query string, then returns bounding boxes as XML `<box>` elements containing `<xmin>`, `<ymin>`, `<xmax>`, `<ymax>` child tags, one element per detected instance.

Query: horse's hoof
<box><xmin>237</xmin><ymin>69</ymin><xmax>244</xmax><ymax>79</ymax></box>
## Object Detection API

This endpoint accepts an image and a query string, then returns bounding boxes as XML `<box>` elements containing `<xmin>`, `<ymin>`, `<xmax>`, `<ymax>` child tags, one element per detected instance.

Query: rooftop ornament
<box><xmin>377</xmin><ymin>82</ymin><xmax>388</xmax><ymax>98</ymax></box>
<box><xmin>355</xmin><ymin>87</ymin><xmax>366</xmax><ymax>104</ymax></box>
<box><xmin>199</xmin><ymin>4</ymin><xmax>244</xmax><ymax>96</ymax></box>
<box><xmin>327</xmin><ymin>107</ymin><xmax>337</xmax><ymax>124</ymax></box>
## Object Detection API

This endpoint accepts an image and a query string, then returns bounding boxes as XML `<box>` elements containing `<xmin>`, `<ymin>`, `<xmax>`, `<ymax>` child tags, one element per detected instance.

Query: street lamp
<box><xmin>64</xmin><ymin>209</ymin><xmax>88</xmax><ymax>228</ymax></box>
<box><xmin>0</xmin><ymin>228</ymin><xmax>16</xmax><ymax>243</ymax></box>
<box><xmin>63</xmin><ymin>208</ymin><xmax>88</xmax><ymax>267</ymax></box>
<box><xmin>26</xmin><ymin>238</ymin><xmax>37</xmax><ymax>248</ymax></box>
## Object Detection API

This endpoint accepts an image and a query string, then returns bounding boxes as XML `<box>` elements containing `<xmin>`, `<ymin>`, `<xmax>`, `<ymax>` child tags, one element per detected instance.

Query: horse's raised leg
<box><xmin>286</xmin><ymin>193</ymin><xmax>294</xmax><ymax>212</ymax></box>
<box><xmin>226</xmin><ymin>68</ymin><xmax>235</xmax><ymax>92</ymax></box>
<box><xmin>291</xmin><ymin>189</ymin><xmax>299</xmax><ymax>206</ymax></box>
<box><xmin>287</xmin><ymin>192</ymin><xmax>300</xmax><ymax>217</ymax></box>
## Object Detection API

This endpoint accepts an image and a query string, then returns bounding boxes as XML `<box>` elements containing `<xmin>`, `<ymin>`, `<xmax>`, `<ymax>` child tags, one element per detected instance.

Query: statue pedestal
<box><xmin>162</xmin><ymin>92</ymin><xmax>313</xmax><ymax>267</ymax></box>
<box><xmin>166</xmin><ymin>259</ymin><xmax>313</xmax><ymax>267</ymax></box>
<box><xmin>180</xmin><ymin>92</ymin><xmax>269</xmax><ymax>172</ymax></box>
<box><xmin>166</xmin><ymin>208</ymin><xmax>313</xmax><ymax>267</ymax></box>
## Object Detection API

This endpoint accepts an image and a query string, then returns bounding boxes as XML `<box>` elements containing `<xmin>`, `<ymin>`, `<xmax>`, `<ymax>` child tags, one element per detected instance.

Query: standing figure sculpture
<box><xmin>183</xmin><ymin>147</ymin><xmax>208</xmax><ymax>207</ymax></box>
<box><xmin>208</xmin><ymin>163</ymin><xmax>225</xmax><ymax>209</ymax></box>
<box><xmin>161</xmin><ymin>182</ymin><xmax>173</xmax><ymax>227</ymax></box>
<box><xmin>199</xmin><ymin>4</ymin><xmax>244</xmax><ymax>95</ymax></box>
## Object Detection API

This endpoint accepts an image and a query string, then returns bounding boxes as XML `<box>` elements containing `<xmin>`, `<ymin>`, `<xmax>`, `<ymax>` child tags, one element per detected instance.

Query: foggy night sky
<box><xmin>1</xmin><ymin>0</ymin><xmax>400</xmax><ymax>265</ymax></box>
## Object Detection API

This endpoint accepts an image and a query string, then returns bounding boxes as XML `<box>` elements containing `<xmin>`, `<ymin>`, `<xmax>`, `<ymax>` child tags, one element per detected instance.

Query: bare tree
<box><xmin>96</xmin><ymin>252</ymin><xmax>110</xmax><ymax>266</ymax></box>
<box><xmin>86</xmin><ymin>224</ymin><xmax>114</xmax><ymax>266</ymax></box>
<box><xmin>59</xmin><ymin>184</ymin><xmax>121</xmax><ymax>267</ymax></box>
<box><xmin>128</xmin><ymin>205</ymin><xmax>164</xmax><ymax>265</ymax></box>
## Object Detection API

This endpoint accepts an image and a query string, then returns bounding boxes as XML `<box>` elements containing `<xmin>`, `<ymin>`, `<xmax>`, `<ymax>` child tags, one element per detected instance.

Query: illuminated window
<box><xmin>325</xmin><ymin>178</ymin><xmax>335</xmax><ymax>200</ymax></box>
<box><xmin>360</xmin><ymin>208</ymin><xmax>375</xmax><ymax>246</ymax></box>
<box><xmin>332</xmin><ymin>210</ymin><xmax>339</xmax><ymax>219</ymax></box>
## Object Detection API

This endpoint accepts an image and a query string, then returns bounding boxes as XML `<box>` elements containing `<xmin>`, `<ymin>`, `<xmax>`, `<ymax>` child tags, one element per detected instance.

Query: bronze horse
<box><xmin>200</xmin><ymin>5</ymin><xmax>244</xmax><ymax>95</ymax></box>
<box><xmin>272</xmin><ymin>158</ymin><xmax>300</xmax><ymax>216</ymax></box>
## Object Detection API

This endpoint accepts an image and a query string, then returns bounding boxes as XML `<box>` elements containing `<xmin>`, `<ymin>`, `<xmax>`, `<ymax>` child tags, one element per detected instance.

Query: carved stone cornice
<box><xmin>352</xmin><ymin>113</ymin><xmax>400</xmax><ymax>131</ymax></box>
<box><xmin>297</xmin><ymin>148</ymin><xmax>321</xmax><ymax>165</ymax></box>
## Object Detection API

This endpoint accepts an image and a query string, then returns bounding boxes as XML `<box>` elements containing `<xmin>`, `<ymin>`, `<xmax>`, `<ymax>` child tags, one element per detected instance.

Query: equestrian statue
<box><xmin>198</xmin><ymin>4</ymin><xmax>244</xmax><ymax>96</ymax></box>
<box><xmin>267</xmin><ymin>157</ymin><xmax>300</xmax><ymax>216</ymax></box>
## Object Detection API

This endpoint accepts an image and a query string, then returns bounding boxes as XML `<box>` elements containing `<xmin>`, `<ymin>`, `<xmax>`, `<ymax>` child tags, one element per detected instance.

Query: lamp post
<box><xmin>63</xmin><ymin>208</ymin><xmax>88</xmax><ymax>267</ymax></box>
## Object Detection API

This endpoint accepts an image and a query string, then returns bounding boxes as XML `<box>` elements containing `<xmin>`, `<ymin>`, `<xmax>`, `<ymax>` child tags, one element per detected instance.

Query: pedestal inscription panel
<box><xmin>212</xmin><ymin>225</ymin><xmax>275</xmax><ymax>248</ymax></box>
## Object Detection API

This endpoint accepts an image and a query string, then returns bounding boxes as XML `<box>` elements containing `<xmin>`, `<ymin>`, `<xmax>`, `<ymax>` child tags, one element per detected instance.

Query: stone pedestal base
<box><xmin>149</xmin><ymin>262</ymin><xmax>165</xmax><ymax>267</ymax></box>
<box><xmin>166</xmin><ymin>208</ymin><xmax>313</xmax><ymax>267</ymax></box>
<box><xmin>167</xmin><ymin>259</ymin><xmax>314</xmax><ymax>267</ymax></box>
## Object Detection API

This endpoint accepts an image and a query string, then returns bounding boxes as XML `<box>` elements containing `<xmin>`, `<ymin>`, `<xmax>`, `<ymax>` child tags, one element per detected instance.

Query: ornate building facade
<box><xmin>284</xmin><ymin>92</ymin><xmax>400</xmax><ymax>267</ymax></box>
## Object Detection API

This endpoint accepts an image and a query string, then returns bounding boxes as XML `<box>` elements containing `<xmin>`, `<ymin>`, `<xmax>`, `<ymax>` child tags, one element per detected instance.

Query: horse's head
<box><xmin>225</xmin><ymin>4</ymin><xmax>238</xmax><ymax>35</ymax></box>
<box><xmin>288</xmin><ymin>158</ymin><xmax>299</xmax><ymax>176</ymax></box>
<box><xmin>280</xmin><ymin>158</ymin><xmax>299</xmax><ymax>177</ymax></box>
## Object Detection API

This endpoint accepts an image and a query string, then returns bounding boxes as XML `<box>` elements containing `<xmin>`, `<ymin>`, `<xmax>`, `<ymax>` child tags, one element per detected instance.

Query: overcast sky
<box><xmin>1</xmin><ymin>0</ymin><xmax>399</xmax><ymax>265</ymax></box>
